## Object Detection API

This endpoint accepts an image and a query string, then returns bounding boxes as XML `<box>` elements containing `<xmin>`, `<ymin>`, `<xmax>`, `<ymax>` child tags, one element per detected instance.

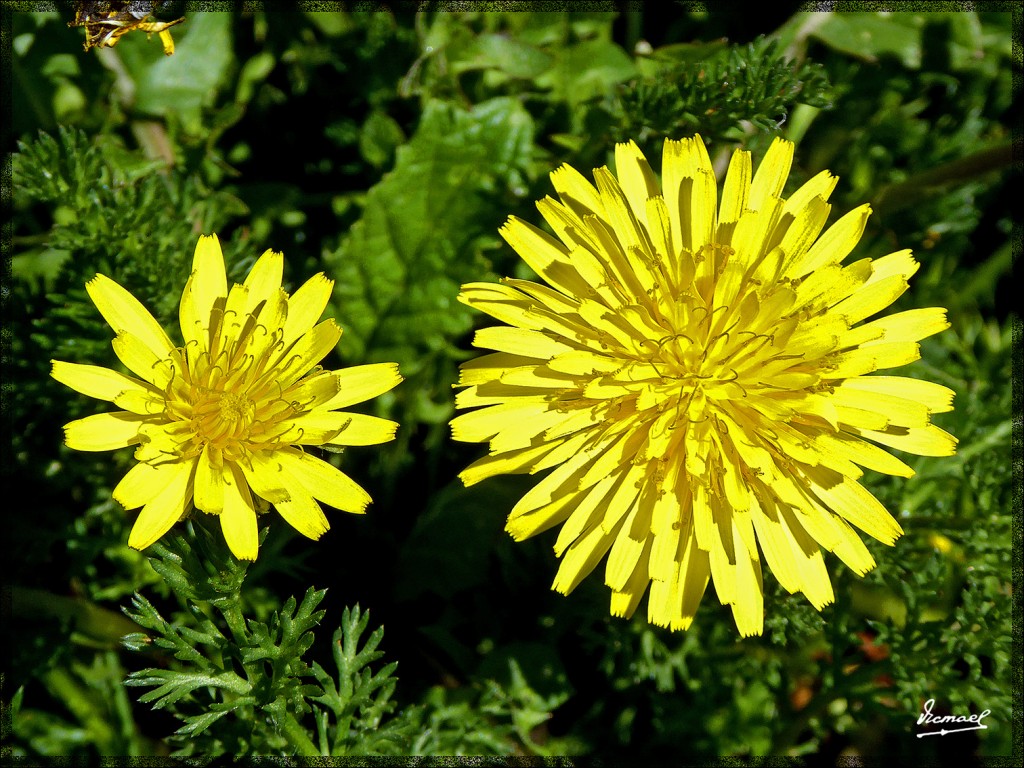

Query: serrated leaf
<box><xmin>128</xmin><ymin>669</ymin><xmax>250</xmax><ymax>708</ymax></box>
<box><xmin>324</xmin><ymin>96</ymin><xmax>534</xmax><ymax>421</ymax></box>
<box><xmin>537</xmin><ymin>37</ymin><xmax>637</xmax><ymax>106</ymax></box>
<box><xmin>176</xmin><ymin>709</ymin><xmax>230</xmax><ymax>737</ymax></box>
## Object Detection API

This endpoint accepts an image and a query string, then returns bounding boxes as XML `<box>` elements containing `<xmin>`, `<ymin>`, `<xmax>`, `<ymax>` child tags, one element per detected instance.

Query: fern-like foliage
<box><xmin>613</xmin><ymin>38</ymin><xmax>833</xmax><ymax>149</ymax></box>
<box><xmin>121</xmin><ymin>519</ymin><xmax>411</xmax><ymax>758</ymax></box>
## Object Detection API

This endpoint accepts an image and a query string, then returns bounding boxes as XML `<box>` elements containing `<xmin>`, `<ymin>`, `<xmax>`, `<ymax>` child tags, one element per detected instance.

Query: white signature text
<box><xmin>916</xmin><ymin>699</ymin><xmax>990</xmax><ymax>737</ymax></box>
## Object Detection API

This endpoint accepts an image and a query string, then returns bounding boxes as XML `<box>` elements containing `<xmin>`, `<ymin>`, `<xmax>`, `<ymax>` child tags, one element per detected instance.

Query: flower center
<box><xmin>189</xmin><ymin>387</ymin><xmax>257</xmax><ymax>447</ymax></box>
<box><xmin>217</xmin><ymin>391</ymin><xmax>255</xmax><ymax>426</ymax></box>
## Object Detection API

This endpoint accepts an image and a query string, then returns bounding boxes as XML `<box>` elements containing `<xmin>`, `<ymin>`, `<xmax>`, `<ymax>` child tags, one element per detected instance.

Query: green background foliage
<box><xmin>2</xmin><ymin>4</ymin><xmax>1018</xmax><ymax>761</ymax></box>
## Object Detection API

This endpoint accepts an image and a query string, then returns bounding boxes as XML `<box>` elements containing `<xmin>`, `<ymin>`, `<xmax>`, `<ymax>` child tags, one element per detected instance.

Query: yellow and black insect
<box><xmin>69</xmin><ymin>1</ymin><xmax>185</xmax><ymax>55</ymax></box>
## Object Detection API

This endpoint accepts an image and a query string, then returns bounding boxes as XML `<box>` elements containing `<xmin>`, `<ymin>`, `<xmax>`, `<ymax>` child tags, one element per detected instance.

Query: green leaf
<box><xmin>128</xmin><ymin>13</ymin><xmax>234</xmax><ymax>129</ymax></box>
<box><xmin>451</xmin><ymin>33</ymin><xmax>553</xmax><ymax>79</ymax></box>
<box><xmin>805</xmin><ymin>12</ymin><xmax>926</xmax><ymax>68</ymax></box>
<box><xmin>324</xmin><ymin>96</ymin><xmax>534</xmax><ymax>422</ymax></box>
<box><xmin>394</xmin><ymin>477</ymin><xmax>525</xmax><ymax>602</ymax></box>
<box><xmin>358</xmin><ymin>110</ymin><xmax>405</xmax><ymax>169</ymax></box>
<box><xmin>537</xmin><ymin>37</ymin><xmax>637</xmax><ymax>106</ymax></box>
<box><xmin>176</xmin><ymin>709</ymin><xmax>231</xmax><ymax>738</ymax></box>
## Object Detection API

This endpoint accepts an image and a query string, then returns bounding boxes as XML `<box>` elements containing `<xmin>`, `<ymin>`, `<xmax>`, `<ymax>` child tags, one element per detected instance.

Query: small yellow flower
<box><xmin>452</xmin><ymin>135</ymin><xmax>956</xmax><ymax>636</ymax></box>
<box><xmin>52</xmin><ymin>234</ymin><xmax>402</xmax><ymax>560</ymax></box>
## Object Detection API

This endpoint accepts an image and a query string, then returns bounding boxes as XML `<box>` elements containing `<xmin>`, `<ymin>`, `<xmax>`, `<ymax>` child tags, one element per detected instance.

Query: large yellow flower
<box><xmin>52</xmin><ymin>234</ymin><xmax>402</xmax><ymax>560</ymax></box>
<box><xmin>451</xmin><ymin>136</ymin><xmax>956</xmax><ymax>636</ymax></box>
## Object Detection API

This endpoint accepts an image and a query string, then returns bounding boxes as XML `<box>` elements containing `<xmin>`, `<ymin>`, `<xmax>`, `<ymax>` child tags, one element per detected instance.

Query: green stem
<box><xmin>276</xmin><ymin>708</ymin><xmax>322</xmax><ymax>758</ymax></box>
<box><xmin>94</xmin><ymin>46</ymin><xmax>175</xmax><ymax>167</ymax></box>
<box><xmin>11</xmin><ymin>587</ymin><xmax>140</xmax><ymax>647</ymax></box>
<box><xmin>219</xmin><ymin>600</ymin><xmax>250</xmax><ymax>648</ymax></box>
<box><xmin>873</xmin><ymin>141</ymin><xmax>1013</xmax><ymax>217</ymax></box>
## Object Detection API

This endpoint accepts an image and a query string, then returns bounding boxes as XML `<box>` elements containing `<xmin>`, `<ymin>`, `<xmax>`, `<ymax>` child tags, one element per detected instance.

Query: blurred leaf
<box><xmin>394</xmin><ymin>477</ymin><xmax>526</xmax><ymax>602</ymax></box>
<box><xmin>128</xmin><ymin>12</ymin><xmax>234</xmax><ymax>128</ymax></box>
<box><xmin>805</xmin><ymin>12</ymin><xmax>925</xmax><ymax>67</ymax></box>
<box><xmin>538</xmin><ymin>37</ymin><xmax>637</xmax><ymax>106</ymax></box>
<box><xmin>358</xmin><ymin>110</ymin><xmax>406</xmax><ymax>169</ymax></box>
<box><xmin>635</xmin><ymin>39</ymin><xmax>729</xmax><ymax>77</ymax></box>
<box><xmin>872</xmin><ymin>140</ymin><xmax>1012</xmax><ymax>216</ymax></box>
<box><xmin>451</xmin><ymin>33</ymin><xmax>553</xmax><ymax>79</ymax></box>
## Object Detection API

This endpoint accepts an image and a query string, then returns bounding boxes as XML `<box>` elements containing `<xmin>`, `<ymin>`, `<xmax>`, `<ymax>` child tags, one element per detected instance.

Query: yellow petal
<box><xmin>510</xmin><ymin>448</ymin><xmax>594</xmax><ymax>519</ymax></box>
<box><xmin>51</xmin><ymin>361</ymin><xmax>158</xmax><ymax>409</ymax></box>
<box><xmin>111</xmin><ymin>331</ymin><xmax>176</xmax><ymax>388</ymax></box>
<box><xmin>188</xmin><ymin>234</ymin><xmax>228</xmax><ymax>320</ymax></box>
<box><xmin>828</xmin><ymin>341</ymin><xmax>921</xmax><ymax>378</ymax></box>
<box><xmin>273</xmin><ymin>319</ymin><xmax>343</xmax><ymax>389</ymax></box>
<box><xmin>220</xmin><ymin>463</ymin><xmax>259</xmax><ymax>560</ymax></box>
<box><xmin>86</xmin><ymin>274</ymin><xmax>175</xmax><ymax>360</ymax></box>
<box><xmin>194</xmin><ymin>444</ymin><xmax>225</xmax><ymax>514</ymax></box>
<box><xmin>852</xmin><ymin>423</ymin><xmax>958</xmax><ymax>457</ymax></box>
<box><xmin>505</xmin><ymin>490</ymin><xmax>577</xmax><ymax>541</ymax></box>
<box><xmin>811</xmin><ymin>430</ymin><xmax>915</xmax><ymax>478</ymax></box>
<box><xmin>458</xmin><ymin>439</ymin><xmax>571</xmax><ymax>487</ymax></box>
<box><xmin>325</xmin><ymin>412</ymin><xmax>399</xmax><ymax>446</ymax></box>
<box><xmin>776</xmin><ymin>196</ymin><xmax>831</xmax><ymax>276</ymax></box>
<box><xmin>127</xmin><ymin>459</ymin><xmax>194</xmax><ymax>550</ymax></box>
<box><xmin>237</xmin><ymin>451</ymin><xmax>290</xmax><ymax>504</ymax></box>
<box><xmin>750</xmin><ymin>494</ymin><xmax>802</xmax><ymax>595</ymax></box>
<box><xmin>613</xmin><ymin>140</ymin><xmax>659</xmax><ymax>226</ymax></box>
<box><xmin>180</xmin><ymin>235</ymin><xmax>227</xmax><ymax>350</ymax></box>
<box><xmin>497</xmin><ymin>216</ymin><xmax>590</xmax><ymax>300</ymax></box>
<box><xmin>832</xmin><ymin>273</ymin><xmax>909</xmax><ymax>325</ymax></box>
<box><xmin>552</xmin><ymin>517</ymin><xmax>622</xmax><ymax>595</ymax></box>
<box><xmin>457</xmin><ymin>381</ymin><xmax>545</xmax><ymax>409</ymax></box>
<box><xmin>790</xmin><ymin>204</ymin><xmax>871</xmax><ymax>278</ymax></box>
<box><xmin>749</xmin><ymin>136</ymin><xmax>793</xmax><ymax>212</ymax></box>
<box><xmin>782</xmin><ymin>169</ymin><xmax>838</xmax><ymax>219</ymax></box>
<box><xmin>829</xmin><ymin>516</ymin><xmax>876</xmax><ymax>576</ymax></box>
<box><xmin>730</xmin><ymin>533</ymin><xmax>764</xmax><ymax>638</ymax></box>
<box><xmin>554</xmin><ymin>473</ymin><xmax>618</xmax><ymax>555</ymax></box>
<box><xmin>605</xmin><ymin>518</ymin><xmax>649</xmax><ymax>592</ymax></box>
<box><xmin>662</xmin><ymin>135</ymin><xmax>715</xmax><ymax>254</ymax></box>
<box><xmin>321</xmin><ymin>363</ymin><xmax>403</xmax><ymax>410</ymax></box>
<box><xmin>133</xmin><ymin>420</ymin><xmax>193</xmax><ymax>462</ymax></box>
<box><xmin>718</xmin><ymin>148</ymin><xmax>751</xmax><ymax>228</ymax></box>
<box><xmin>286</xmin><ymin>371</ymin><xmax>341</xmax><ymax>412</ymax></box>
<box><xmin>451</xmin><ymin>401</ymin><xmax>552</xmax><ymax>444</ymax></box>
<box><xmin>459</xmin><ymin>352</ymin><xmax>538</xmax><ymax>386</ymax></box>
<box><xmin>113</xmin><ymin>459</ymin><xmax>188</xmax><ymax>511</ymax></box>
<box><xmin>63</xmin><ymin>411</ymin><xmax>148</xmax><ymax>451</ymax></box>
<box><xmin>593</xmin><ymin>165</ymin><xmax>655</xmax><ymax>264</ymax></box>
<box><xmin>805</xmin><ymin>468</ymin><xmax>903</xmax><ymax>545</ymax></box>
<box><xmin>275</xmin><ymin>485</ymin><xmax>331</xmax><ymax>540</ymax></box>
<box><xmin>841</xmin><ymin>375</ymin><xmax>955</xmax><ymax>413</ymax></box>
<box><xmin>283</xmin><ymin>273</ymin><xmax>334</xmax><ymax>348</ymax></box>
<box><xmin>609</xmin><ymin>537</ymin><xmax>652</xmax><ymax>619</ymax></box>
<box><xmin>246</xmin><ymin>288</ymin><xmax>289</xmax><ymax>361</ymax></box>
<box><xmin>550</xmin><ymin>162</ymin><xmax>604</xmax><ymax>219</ymax></box>
<box><xmin>833</xmin><ymin>380</ymin><xmax>931</xmax><ymax>428</ymax></box>
<box><xmin>243</xmin><ymin>249</ymin><xmax>284</xmax><ymax>315</ymax></box>
<box><xmin>844</xmin><ymin>307</ymin><xmax>950</xmax><ymax>348</ymax></box>
<box><xmin>276</xmin><ymin>447</ymin><xmax>372</xmax><ymax>513</ymax></box>
<box><xmin>460</xmin><ymin>282</ymin><xmax>557</xmax><ymax>332</ymax></box>
<box><xmin>865</xmin><ymin>249</ymin><xmax>918</xmax><ymax>283</ymax></box>
<box><xmin>647</xmin><ymin>530</ymin><xmax>711</xmax><ymax>631</ymax></box>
